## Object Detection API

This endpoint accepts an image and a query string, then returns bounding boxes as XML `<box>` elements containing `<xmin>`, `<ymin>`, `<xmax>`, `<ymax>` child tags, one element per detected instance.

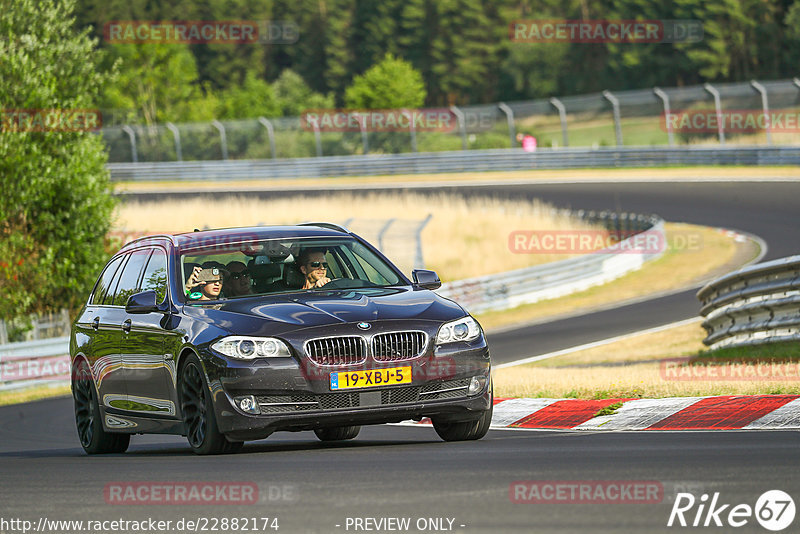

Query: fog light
<box><xmin>236</xmin><ymin>395</ymin><xmax>260</xmax><ymax>415</ymax></box>
<box><xmin>468</xmin><ymin>375</ymin><xmax>488</xmax><ymax>395</ymax></box>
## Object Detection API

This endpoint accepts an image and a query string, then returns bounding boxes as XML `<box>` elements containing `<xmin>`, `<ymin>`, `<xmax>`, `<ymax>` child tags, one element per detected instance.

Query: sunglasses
<box><xmin>307</xmin><ymin>261</ymin><xmax>329</xmax><ymax>269</ymax></box>
<box><xmin>228</xmin><ymin>271</ymin><xmax>250</xmax><ymax>280</ymax></box>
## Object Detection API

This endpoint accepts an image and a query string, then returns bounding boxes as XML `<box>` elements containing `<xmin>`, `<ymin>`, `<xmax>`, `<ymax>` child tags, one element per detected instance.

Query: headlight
<box><xmin>211</xmin><ymin>336</ymin><xmax>291</xmax><ymax>360</ymax></box>
<box><xmin>436</xmin><ymin>316</ymin><xmax>481</xmax><ymax>344</ymax></box>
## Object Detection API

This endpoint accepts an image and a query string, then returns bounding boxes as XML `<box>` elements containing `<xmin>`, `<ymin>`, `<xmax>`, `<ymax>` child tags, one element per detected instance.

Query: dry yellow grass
<box><xmin>114</xmin><ymin>193</ymin><xmax>605</xmax><ymax>281</ymax></box>
<box><xmin>0</xmin><ymin>384</ymin><xmax>70</xmax><ymax>407</ymax></box>
<box><xmin>475</xmin><ymin>223</ymin><xmax>751</xmax><ymax>330</ymax></box>
<box><xmin>493</xmin><ymin>320</ymin><xmax>800</xmax><ymax>399</ymax></box>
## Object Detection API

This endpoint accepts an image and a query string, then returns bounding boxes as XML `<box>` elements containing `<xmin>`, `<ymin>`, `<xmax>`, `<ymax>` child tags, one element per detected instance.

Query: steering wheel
<box><xmin>321</xmin><ymin>278</ymin><xmax>377</xmax><ymax>289</ymax></box>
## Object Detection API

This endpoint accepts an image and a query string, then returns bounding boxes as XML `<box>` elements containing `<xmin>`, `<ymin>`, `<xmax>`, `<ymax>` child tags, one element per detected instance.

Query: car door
<box><xmin>119</xmin><ymin>247</ymin><xmax>177</xmax><ymax>416</ymax></box>
<box><xmin>103</xmin><ymin>248</ymin><xmax>149</xmax><ymax>413</ymax></box>
<box><xmin>84</xmin><ymin>253</ymin><xmax>130</xmax><ymax>412</ymax></box>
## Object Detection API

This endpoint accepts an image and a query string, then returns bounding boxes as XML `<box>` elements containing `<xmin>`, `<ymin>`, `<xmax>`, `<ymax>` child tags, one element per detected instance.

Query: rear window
<box><xmin>90</xmin><ymin>255</ymin><xmax>124</xmax><ymax>305</ymax></box>
<box><xmin>110</xmin><ymin>249</ymin><xmax>150</xmax><ymax>307</ymax></box>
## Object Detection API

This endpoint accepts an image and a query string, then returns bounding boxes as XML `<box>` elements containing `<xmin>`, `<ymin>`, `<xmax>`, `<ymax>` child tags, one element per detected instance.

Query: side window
<box><xmin>140</xmin><ymin>248</ymin><xmax>168</xmax><ymax>304</ymax></box>
<box><xmin>90</xmin><ymin>255</ymin><xmax>124</xmax><ymax>305</ymax></box>
<box><xmin>111</xmin><ymin>249</ymin><xmax>151</xmax><ymax>307</ymax></box>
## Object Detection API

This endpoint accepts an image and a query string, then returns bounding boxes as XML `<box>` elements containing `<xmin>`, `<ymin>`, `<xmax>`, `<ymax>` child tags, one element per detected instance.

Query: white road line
<box><xmin>494</xmin><ymin>317</ymin><xmax>702</xmax><ymax>369</ymax></box>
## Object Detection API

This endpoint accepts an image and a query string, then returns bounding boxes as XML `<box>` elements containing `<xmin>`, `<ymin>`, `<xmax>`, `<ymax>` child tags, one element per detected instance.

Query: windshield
<box><xmin>179</xmin><ymin>236</ymin><xmax>404</xmax><ymax>301</ymax></box>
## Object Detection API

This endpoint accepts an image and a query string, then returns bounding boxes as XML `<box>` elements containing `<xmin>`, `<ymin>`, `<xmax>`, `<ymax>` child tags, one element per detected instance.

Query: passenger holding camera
<box><xmin>184</xmin><ymin>265</ymin><xmax>224</xmax><ymax>300</ymax></box>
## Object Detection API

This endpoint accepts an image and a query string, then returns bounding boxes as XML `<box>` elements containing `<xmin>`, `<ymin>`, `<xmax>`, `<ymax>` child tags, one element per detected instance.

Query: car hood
<box><xmin>184</xmin><ymin>287</ymin><xmax>466</xmax><ymax>334</ymax></box>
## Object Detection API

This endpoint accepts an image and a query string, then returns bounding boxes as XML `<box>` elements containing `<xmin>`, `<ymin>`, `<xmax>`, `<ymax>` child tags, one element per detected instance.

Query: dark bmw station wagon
<box><xmin>70</xmin><ymin>223</ymin><xmax>493</xmax><ymax>454</ymax></box>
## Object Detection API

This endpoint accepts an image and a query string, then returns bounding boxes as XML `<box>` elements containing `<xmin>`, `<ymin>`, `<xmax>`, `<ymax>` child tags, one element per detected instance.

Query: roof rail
<box><xmin>120</xmin><ymin>234</ymin><xmax>176</xmax><ymax>249</ymax></box>
<box><xmin>298</xmin><ymin>222</ymin><xmax>350</xmax><ymax>233</ymax></box>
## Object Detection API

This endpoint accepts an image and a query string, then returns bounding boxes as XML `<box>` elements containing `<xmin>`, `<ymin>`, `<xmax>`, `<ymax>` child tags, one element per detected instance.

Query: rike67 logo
<box><xmin>668</xmin><ymin>490</ymin><xmax>795</xmax><ymax>531</ymax></box>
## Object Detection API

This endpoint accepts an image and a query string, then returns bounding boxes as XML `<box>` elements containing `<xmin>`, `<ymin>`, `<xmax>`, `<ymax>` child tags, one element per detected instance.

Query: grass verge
<box><xmin>0</xmin><ymin>383</ymin><xmax>70</xmax><ymax>407</ymax></box>
<box><xmin>493</xmin><ymin>321</ymin><xmax>800</xmax><ymax>399</ymax></box>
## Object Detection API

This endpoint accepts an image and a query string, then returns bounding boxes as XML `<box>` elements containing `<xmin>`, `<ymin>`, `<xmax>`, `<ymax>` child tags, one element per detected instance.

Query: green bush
<box><xmin>0</xmin><ymin>0</ymin><xmax>116</xmax><ymax>320</ymax></box>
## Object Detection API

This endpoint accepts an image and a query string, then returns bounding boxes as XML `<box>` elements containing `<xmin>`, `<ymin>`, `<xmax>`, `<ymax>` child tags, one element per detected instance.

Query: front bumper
<box><xmin>202</xmin><ymin>334</ymin><xmax>492</xmax><ymax>441</ymax></box>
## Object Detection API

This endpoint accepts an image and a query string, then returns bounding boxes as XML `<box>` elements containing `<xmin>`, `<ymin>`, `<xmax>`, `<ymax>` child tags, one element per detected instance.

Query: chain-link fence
<box><xmin>100</xmin><ymin>78</ymin><xmax>800</xmax><ymax>163</ymax></box>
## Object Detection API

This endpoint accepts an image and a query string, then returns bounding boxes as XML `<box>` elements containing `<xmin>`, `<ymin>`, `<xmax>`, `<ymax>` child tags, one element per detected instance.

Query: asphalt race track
<box><xmin>2</xmin><ymin>180</ymin><xmax>799</xmax><ymax>533</ymax></box>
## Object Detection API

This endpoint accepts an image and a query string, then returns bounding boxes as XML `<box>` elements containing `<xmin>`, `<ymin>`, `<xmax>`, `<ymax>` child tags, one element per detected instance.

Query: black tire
<box><xmin>432</xmin><ymin>385</ymin><xmax>493</xmax><ymax>442</ymax></box>
<box><xmin>72</xmin><ymin>359</ymin><xmax>130</xmax><ymax>455</ymax></box>
<box><xmin>179</xmin><ymin>355</ymin><xmax>243</xmax><ymax>455</ymax></box>
<box><xmin>314</xmin><ymin>425</ymin><xmax>361</xmax><ymax>441</ymax></box>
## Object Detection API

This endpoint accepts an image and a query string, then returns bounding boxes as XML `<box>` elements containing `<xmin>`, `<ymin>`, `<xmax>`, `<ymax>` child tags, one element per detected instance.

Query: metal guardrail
<box><xmin>108</xmin><ymin>146</ymin><xmax>800</xmax><ymax>183</ymax></box>
<box><xmin>0</xmin><ymin>337</ymin><xmax>70</xmax><ymax>391</ymax></box>
<box><xmin>697</xmin><ymin>255</ymin><xmax>800</xmax><ymax>350</ymax></box>
<box><xmin>437</xmin><ymin>212</ymin><xmax>665</xmax><ymax>314</ymax></box>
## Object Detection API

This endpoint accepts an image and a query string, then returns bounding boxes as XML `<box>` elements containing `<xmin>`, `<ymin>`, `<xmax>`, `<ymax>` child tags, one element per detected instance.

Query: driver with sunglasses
<box><xmin>297</xmin><ymin>248</ymin><xmax>331</xmax><ymax>289</ymax></box>
<box><xmin>224</xmin><ymin>261</ymin><xmax>254</xmax><ymax>296</ymax></box>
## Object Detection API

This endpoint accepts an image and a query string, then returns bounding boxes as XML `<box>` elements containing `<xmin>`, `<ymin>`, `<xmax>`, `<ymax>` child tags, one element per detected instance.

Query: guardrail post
<box><xmin>703</xmin><ymin>83</ymin><xmax>725</xmax><ymax>145</ymax></box>
<box><xmin>653</xmin><ymin>87</ymin><xmax>675</xmax><ymax>146</ymax></box>
<box><xmin>211</xmin><ymin>120</ymin><xmax>229</xmax><ymax>160</ymax></box>
<box><xmin>258</xmin><ymin>117</ymin><xmax>277</xmax><ymax>159</ymax></box>
<box><xmin>312</xmin><ymin>121</ymin><xmax>323</xmax><ymax>157</ymax></box>
<box><xmin>602</xmin><ymin>90</ymin><xmax>623</xmax><ymax>147</ymax></box>
<box><xmin>750</xmin><ymin>80</ymin><xmax>772</xmax><ymax>145</ymax></box>
<box><xmin>498</xmin><ymin>103</ymin><xmax>516</xmax><ymax>148</ymax></box>
<box><xmin>377</xmin><ymin>218</ymin><xmax>395</xmax><ymax>251</ymax></box>
<box><xmin>401</xmin><ymin>109</ymin><xmax>418</xmax><ymax>152</ymax></box>
<box><xmin>353</xmin><ymin>112</ymin><xmax>369</xmax><ymax>154</ymax></box>
<box><xmin>450</xmin><ymin>105</ymin><xmax>468</xmax><ymax>150</ymax></box>
<box><xmin>413</xmin><ymin>214</ymin><xmax>433</xmax><ymax>269</ymax></box>
<box><xmin>166</xmin><ymin>122</ymin><xmax>182</xmax><ymax>161</ymax></box>
<box><xmin>121</xmin><ymin>125</ymin><xmax>138</xmax><ymax>163</ymax></box>
<box><xmin>549</xmin><ymin>97</ymin><xmax>568</xmax><ymax>147</ymax></box>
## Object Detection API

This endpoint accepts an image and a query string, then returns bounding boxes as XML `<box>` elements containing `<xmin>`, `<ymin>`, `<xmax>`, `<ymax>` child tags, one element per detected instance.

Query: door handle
<box><xmin>121</xmin><ymin>319</ymin><xmax>132</xmax><ymax>333</ymax></box>
<box><xmin>92</xmin><ymin>317</ymin><xmax>100</xmax><ymax>330</ymax></box>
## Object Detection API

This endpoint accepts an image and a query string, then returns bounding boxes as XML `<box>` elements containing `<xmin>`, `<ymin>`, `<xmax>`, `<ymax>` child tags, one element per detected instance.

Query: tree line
<box><xmin>72</xmin><ymin>0</ymin><xmax>800</xmax><ymax>125</ymax></box>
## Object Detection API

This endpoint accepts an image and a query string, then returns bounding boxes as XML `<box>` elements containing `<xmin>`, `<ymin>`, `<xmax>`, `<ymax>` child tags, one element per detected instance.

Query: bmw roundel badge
<box><xmin>357</xmin><ymin>322</ymin><xmax>371</xmax><ymax>330</ymax></box>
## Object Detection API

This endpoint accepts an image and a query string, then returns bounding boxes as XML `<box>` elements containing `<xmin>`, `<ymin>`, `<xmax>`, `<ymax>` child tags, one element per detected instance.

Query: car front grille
<box><xmin>305</xmin><ymin>336</ymin><xmax>367</xmax><ymax>366</ymax></box>
<box><xmin>372</xmin><ymin>331</ymin><xmax>427</xmax><ymax>361</ymax></box>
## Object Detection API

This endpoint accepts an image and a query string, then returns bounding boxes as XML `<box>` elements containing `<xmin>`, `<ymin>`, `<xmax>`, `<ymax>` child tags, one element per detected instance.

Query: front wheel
<box><xmin>72</xmin><ymin>359</ymin><xmax>130</xmax><ymax>455</ymax></box>
<box><xmin>179</xmin><ymin>355</ymin><xmax>243</xmax><ymax>455</ymax></box>
<box><xmin>432</xmin><ymin>385</ymin><xmax>493</xmax><ymax>442</ymax></box>
<box><xmin>314</xmin><ymin>425</ymin><xmax>361</xmax><ymax>441</ymax></box>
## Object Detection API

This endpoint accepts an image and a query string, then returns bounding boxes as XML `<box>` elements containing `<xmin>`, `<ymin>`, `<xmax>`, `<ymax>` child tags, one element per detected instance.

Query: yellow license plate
<box><xmin>330</xmin><ymin>366</ymin><xmax>412</xmax><ymax>390</ymax></box>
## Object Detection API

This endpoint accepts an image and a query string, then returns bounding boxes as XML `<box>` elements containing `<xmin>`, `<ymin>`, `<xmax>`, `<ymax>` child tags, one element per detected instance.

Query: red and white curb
<box><xmin>401</xmin><ymin>395</ymin><xmax>800</xmax><ymax>431</ymax></box>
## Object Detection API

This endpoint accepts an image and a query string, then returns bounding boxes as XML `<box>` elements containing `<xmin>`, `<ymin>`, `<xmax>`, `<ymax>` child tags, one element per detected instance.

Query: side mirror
<box><xmin>412</xmin><ymin>269</ymin><xmax>441</xmax><ymax>290</ymax></box>
<box><xmin>125</xmin><ymin>290</ymin><xmax>161</xmax><ymax>314</ymax></box>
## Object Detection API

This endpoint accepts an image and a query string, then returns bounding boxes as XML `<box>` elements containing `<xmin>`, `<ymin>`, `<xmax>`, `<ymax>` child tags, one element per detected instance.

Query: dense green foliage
<box><xmin>344</xmin><ymin>54</ymin><xmax>426</xmax><ymax>109</ymax></box>
<box><xmin>0</xmin><ymin>0</ymin><xmax>116</xmax><ymax>320</ymax></box>
<box><xmin>71</xmin><ymin>0</ymin><xmax>800</xmax><ymax>124</ymax></box>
